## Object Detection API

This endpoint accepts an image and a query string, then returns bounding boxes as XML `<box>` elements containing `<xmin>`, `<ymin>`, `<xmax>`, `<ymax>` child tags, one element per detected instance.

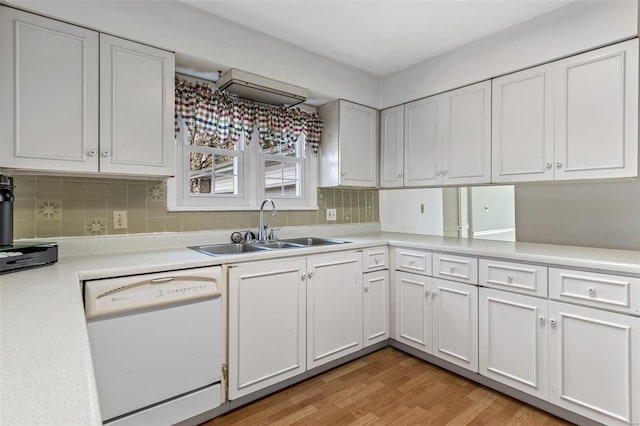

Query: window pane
<box><xmin>189</xmin><ymin>132</ymin><xmax>235</xmax><ymax>150</ymax></box>
<box><xmin>189</xmin><ymin>152</ymin><xmax>238</xmax><ymax>195</ymax></box>
<box><xmin>264</xmin><ymin>159</ymin><xmax>301</xmax><ymax>197</ymax></box>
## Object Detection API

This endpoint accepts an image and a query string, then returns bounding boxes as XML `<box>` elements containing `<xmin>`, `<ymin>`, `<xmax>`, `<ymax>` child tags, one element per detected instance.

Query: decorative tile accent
<box><xmin>10</xmin><ymin>174</ymin><xmax>379</xmax><ymax>239</ymax></box>
<box><xmin>38</xmin><ymin>201</ymin><xmax>59</xmax><ymax>219</ymax></box>
<box><xmin>86</xmin><ymin>218</ymin><xmax>106</xmax><ymax>236</ymax></box>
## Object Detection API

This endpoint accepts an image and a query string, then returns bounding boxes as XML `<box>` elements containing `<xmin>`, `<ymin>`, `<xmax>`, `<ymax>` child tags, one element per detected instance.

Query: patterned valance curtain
<box><xmin>175</xmin><ymin>77</ymin><xmax>323</xmax><ymax>153</ymax></box>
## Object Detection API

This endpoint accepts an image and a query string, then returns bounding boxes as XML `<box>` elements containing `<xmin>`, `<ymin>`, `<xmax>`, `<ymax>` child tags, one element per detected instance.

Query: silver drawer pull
<box><xmin>150</xmin><ymin>277</ymin><xmax>175</xmax><ymax>284</ymax></box>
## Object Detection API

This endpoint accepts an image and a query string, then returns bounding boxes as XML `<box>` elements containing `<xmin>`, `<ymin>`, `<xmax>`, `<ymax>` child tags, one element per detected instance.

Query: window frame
<box><xmin>167</xmin><ymin>117</ymin><xmax>319</xmax><ymax>211</ymax></box>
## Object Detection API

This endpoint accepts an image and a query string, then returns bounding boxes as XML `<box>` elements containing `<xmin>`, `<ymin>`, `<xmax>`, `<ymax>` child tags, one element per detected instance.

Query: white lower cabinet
<box><xmin>395</xmin><ymin>271</ymin><xmax>478</xmax><ymax>373</ymax></box>
<box><xmin>395</xmin><ymin>271</ymin><xmax>432</xmax><ymax>352</ymax></box>
<box><xmin>432</xmin><ymin>278</ymin><xmax>478</xmax><ymax>372</ymax></box>
<box><xmin>549</xmin><ymin>301</ymin><xmax>640</xmax><ymax>426</ymax></box>
<box><xmin>479</xmin><ymin>288</ymin><xmax>548</xmax><ymax>400</ymax></box>
<box><xmin>229</xmin><ymin>252</ymin><xmax>363</xmax><ymax>399</ymax></box>
<box><xmin>363</xmin><ymin>270</ymin><xmax>390</xmax><ymax>347</ymax></box>
<box><xmin>228</xmin><ymin>258</ymin><xmax>307</xmax><ymax>400</ymax></box>
<box><xmin>307</xmin><ymin>252</ymin><xmax>363</xmax><ymax>369</ymax></box>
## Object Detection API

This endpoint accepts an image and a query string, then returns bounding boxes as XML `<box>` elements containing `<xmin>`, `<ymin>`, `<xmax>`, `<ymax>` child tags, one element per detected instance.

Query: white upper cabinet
<box><xmin>492</xmin><ymin>63</ymin><xmax>555</xmax><ymax>182</ymax></box>
<box><xmin>379</xmin><ymin>106</ymin><xmax>404</xmax><ymax>188</ymax></box>
<box><xmin>403</xmin><ymin>81</ymin><xmax>491</xmax><ymax>187</ymax></box>
<box><xmin>554</xmin><ymin>39</ymin><xmax>638</xmax><ymax>180</ymax></box>
<box><xmin>0</xmin><ymin>8</ymin><xmax>99</xmax><ymax>173</ymax></box>
<box><xmin>99</xmin><ymin>34</ymin><xmax>175</xmax><ymax>176</ymax></box>
<box><xmin>492</xmin><ymin>39</ymin><xmax>638</xmax><ymax>183</ymax></box>
<box><xmin>440</xmin><ymin>82</ymin><xmax>492</xmax><ymax>185</ymax></box>
<box><xmin>0</xmin><ymin>7</ymin><xmax>175</xmax><ymax>177</ymax></box>
<box><xmin>319</xmin><ymin>100</ymin><xmax>378</xmax><ymax>187</ymax></box>
<box><xmin>404</xmin><ymin>97</ymin><xmax>440</xmax><ymax>186</ymax></box>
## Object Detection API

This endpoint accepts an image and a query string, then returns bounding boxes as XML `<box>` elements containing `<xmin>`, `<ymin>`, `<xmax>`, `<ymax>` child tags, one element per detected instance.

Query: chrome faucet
<box><xmin>258</xmin><ymin>199</ymin><xmax>277</xmax><ymax>241</ymax></box>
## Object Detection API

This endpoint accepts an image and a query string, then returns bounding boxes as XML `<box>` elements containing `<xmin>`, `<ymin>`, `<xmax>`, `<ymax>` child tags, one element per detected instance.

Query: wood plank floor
<box><xmin>204</xmin><ymin>348</ymin><xmax>572</xmax><ymax>425</ymax></box>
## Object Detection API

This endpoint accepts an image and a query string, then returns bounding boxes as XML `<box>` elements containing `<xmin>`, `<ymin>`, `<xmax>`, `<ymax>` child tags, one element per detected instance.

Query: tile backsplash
<box><xmin>12</xmin><ymin>175</ymin><xmax>379</xmax><ymax>240</ymax></box>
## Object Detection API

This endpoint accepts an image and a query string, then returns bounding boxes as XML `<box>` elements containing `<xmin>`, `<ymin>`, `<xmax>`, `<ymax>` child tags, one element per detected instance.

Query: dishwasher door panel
<box><xmin>87</xmin><ymin>297</ymin><xmax>221</xmax><ymax>421</ymax></box>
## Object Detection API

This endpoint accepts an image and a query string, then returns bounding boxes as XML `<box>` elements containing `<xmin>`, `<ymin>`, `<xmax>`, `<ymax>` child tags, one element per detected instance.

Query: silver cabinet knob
<box><xmin>425</xmin><ymin>289</ymin><xmax>430</xmax><ymax>296</ymax></box>
<box><xmin>340</xmin><ymin>171</ymin><xmax>345</xmax><ymax>177</ymax></box>
<box><xmin>87</xmin><ymin>149</ymin><xmax>97</xmax><ymax>157</ymax></box>
<box><xmin>374</xmin><ymin>257</ymin><xmax>381</xmax><ymax>264</ymax></box>
<box><xmin>539</xmin><ymin>316</ymin><xmax>545</xmax><ymax>323</ymax></box>
<box><xmin>301</xmin><ymin>273</ymin><xmax>307</xmax><ymax>281</ymax></box>
<box><xmin>507</xmin><ymin>275</ymin><xmax>513</xmax><ymax>282</ymax></box>
<box><xmin>308</xmin><ymin>271</ymin><xmax>313</xmax><ymax>279</ymax></box>
<box><xmin>450</xmin><ymin>265</ymin><xmax>456</xmax><ymax>272</ymax></box>
<box><xmin>443</xmin><ymin>170</ymin><xmax>448</xmax><ymax>176</ymax></box>
<box><xmin>545</xmin><ymin>162</ymin><xmax>552</xmax><ymax>169</ymax></box>
<box><xmin>588</xmin><ymin>287</ymin><xmax>596</xmax><ymax>294</ymax></box>
<box><xmin>398</xmin><ymin>173</ymin><xmax>403</xmax><ymax>178</ymax></box>
<box><xmin>556</xmin><ymin>161</ymin><xmax>562</xmax><ymax>168</ymax></box>
<box><xmin>364</xmin><ymin>284</ymin><xmax>369</xmax><ymax>293</ymax></box>
<box><xmin>436</xmin><ymin>170</ymin><xmax>442</xmax><ymax>176</ymax></box>
<box><xmin>549</xmin><ymin>318</ymin><xmax>557</xmax><ymax>326</ymax></box>
<box><xmin>101</xmin><ymin>149</ymin><xmax>111</xmax><ymax>157</ymax></box>
<box><xmin>409</xmin><ymin>259</ymin><xmax>415</xmax><ymax>265</ymax></box>
<box><xmin>431</xmin><ymin>290</ymin><xmax>437</xmax><ymax>298</ymax></box>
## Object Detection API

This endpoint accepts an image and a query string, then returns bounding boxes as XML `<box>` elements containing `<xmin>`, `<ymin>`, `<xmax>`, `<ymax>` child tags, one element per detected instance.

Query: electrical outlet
<box><xmin>113</xmin><ymin>211</ymin><xmax>127</xmax><ymax>230</ymax></box>
<box><xmin>326</xmin><ymin>208</ymin><xmax>337</xmax><ymax>221</ymax></box>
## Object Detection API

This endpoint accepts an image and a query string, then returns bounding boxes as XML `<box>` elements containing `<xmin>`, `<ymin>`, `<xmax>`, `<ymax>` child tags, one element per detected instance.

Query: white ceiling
<box><xmin>182</xmin><ymin>0</ymin><xmax>573</xmax><ymax>77</ymax></box>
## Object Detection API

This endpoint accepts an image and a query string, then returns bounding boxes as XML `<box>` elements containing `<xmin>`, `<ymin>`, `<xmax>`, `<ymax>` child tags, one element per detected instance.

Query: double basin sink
<box><xmin>190</xmin><ymin>237</ymin><xmax>350</xmax><ymax>257</ymax></box>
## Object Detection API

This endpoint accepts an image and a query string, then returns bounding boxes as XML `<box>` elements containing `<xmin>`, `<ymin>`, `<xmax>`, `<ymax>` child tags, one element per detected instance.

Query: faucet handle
<box><xmin>244</xmin><ymin>230</ymin><xmax>256</xmax><ymax>242</ymax></box>
<box><xmin>264</xmin><ymin>223</ymin><xmax>274</xmax><ymax>241</ymax></box>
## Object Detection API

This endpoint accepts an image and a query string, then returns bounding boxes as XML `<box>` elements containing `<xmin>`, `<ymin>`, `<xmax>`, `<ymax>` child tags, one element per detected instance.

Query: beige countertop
<box><xmin>1</xmin><ymin>227</ymin><xmax>638</xmax><ymax>425</ymax></box>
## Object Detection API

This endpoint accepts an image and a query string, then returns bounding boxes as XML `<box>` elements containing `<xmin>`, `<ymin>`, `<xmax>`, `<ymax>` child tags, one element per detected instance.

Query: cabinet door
<box><xmin>432</xmin><ymin>278</ymin><xmax>478</xmax><ymax>372</ymax></box>
<box><xmin>100</xmin><ymin>34</ymin><xmax>175</xmax><ymax>176</ymax></box>
<box><xmin>394</xmin><ymin>271</ymin><xmax>432</xmax><ymax>353</ymax></box>
<box><xmin>0</xmin><ymin>8</ymin><xmax>99</xmax><ymax>172</ymax></box>
<box><xmin>404</xmin><ymin>97</ymin><xmax>440</xmax><ymax>186</ymax></box>
<box><xmin>479</xmin><ymin>288</ymin><xmax>548</xmax><ymax>399</ymax></box>
<box><xmin>339</xmin><ymin>101</ymin><xmax>378</xmax><ymax>187</ymax></box>
<box><xmin>228</xmin><ymin>259</ymin><xmax>307</xmax><ymax>399</ymax></box>
<box><xmin>492</xmin><ymin>64</ymin><xmax>554</xmax><ymax>182</ymax></box>
<box><xmin>554</xmin><ymin>39</ymin><xmax>638</xmax><ymax>180</ymax></box>
<box><xmin>549</xmin><ymin>301</ymin><xmax>640</xmax><ymax>425</ymax></box>
<box><xmin>363</xmin><ymin>270</ymin><xmax>389</xmax><ymax>347</ymax></box>
<box><xmin>307</xmin><ymin>252</ymin><xmax>363</xmax><ymax>368</ymax></box>
<box><xmin>440</xmin><ymin>81</ymin><xmax>491</xmax><ymax>186</ymax></box>
<box><xmin>380</xmin><ymin>106</ymin><xmax>404</xmax><ymax>188</ymax></box>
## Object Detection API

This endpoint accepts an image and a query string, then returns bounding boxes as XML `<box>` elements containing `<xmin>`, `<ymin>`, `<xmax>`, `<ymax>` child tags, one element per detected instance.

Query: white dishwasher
<box><xmin>85</xmin><ymin>266</ymin><xmax>224</xmax><ymax>425</ymax></box>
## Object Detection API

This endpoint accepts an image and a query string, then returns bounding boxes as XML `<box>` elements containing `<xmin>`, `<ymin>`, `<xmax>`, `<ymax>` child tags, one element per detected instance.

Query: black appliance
<box><xmin>0</xmin><ymin>175</ymin><xmax>13</xmax><ymax>246</ymax></box>
<box><xmin>0</xmin><ymin>242</ymin><xmax>58</xmax><ymax>274</ymax></box>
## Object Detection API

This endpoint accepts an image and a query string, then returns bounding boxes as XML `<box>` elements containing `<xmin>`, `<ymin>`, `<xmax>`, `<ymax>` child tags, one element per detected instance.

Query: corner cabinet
<box><xmin>403</xmin><ymin>81</ymin><xmax>491</xmax><ymax>187</ymax></box>
<box><xmin>319</xmin><ymin>100</ymin><xmax>378</xmax><ymax>187</ymax></box>
<box><xmin>492</xmin><ymin>39</ymin><xmax>638</xmax><ymax>183</ymax></box>
<box><xmin>0</xmin><ymin>7</ymin><xmax>175</xmax><ymax>177</ymax></box>
<box><xmin>379</xmin><ymin>105</ymin><xmax>404</xmax><ymax>188</ymax></box>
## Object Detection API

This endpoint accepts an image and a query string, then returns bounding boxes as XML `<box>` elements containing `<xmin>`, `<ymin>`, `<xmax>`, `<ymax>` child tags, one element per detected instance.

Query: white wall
<box><xmin>379</xmin><ymin>188</ymin><xmax>444</xmax><ymax>236</ymax></box>
<box><xmin>4</xmin><ymin>0</ymin><xmax>380</xmax><ymax>108</ymax></box>
<box><xmin>515</xmin><ymin>181</ymin><xmax>640</xmax><ymax>251</ymax></box>
<box><xmin>380</xmin><ymin>0</ymin><xmax>639</xmax><ymax>108</ymax></box>
<box><xmin>470</xmin><ymin>186</ymin><xmax>515</xmax><ymax>242</ymax></box>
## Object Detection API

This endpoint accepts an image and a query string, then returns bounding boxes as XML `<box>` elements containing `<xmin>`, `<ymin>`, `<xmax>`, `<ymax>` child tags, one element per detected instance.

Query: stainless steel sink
<box><xmin>281</xmin><ymin>237</ymin><xmax>349</xmax><ymax>246</ymax></box>
<box><xmin>255</xmin><ymin>241</ymin><xmax>305</xmax><ymax>249</ymax></box>
<box><xmin>190</xmin><ymin>237</ymin><xmax>349</xmax><ymax>257</ymax></box>
<box><xmin>190</xmin><ymin>243</ymin><xmax>270</xmax><ymax>256</ymax></box>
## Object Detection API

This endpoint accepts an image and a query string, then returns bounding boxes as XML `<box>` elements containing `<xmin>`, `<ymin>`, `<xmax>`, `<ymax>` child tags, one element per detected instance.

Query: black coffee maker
<box><xmin>0</xmin><ymin>175</ymin><xmax>14</xmax><ymax>247</ymax></box>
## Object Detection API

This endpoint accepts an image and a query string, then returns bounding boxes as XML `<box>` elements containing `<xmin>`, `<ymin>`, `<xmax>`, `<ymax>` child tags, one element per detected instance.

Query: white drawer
<box><xmin>432</xmin><ymin>253</ymin><xmax>478</xmax><ymax>284</ymax></box>
<box><xmin>395</xmin><ymin>248</ymin><xmax>432</xmax><ymax>275</ymax></box>
<box><xmin>363</xmin><ymin>246</ymin><xmax>388</xmax><ymax>271</ymax></box>
<box><xmin>479</xmin><ymin>259</ymin><xmax>547</xmax><ymax>297</ymax></box>
<box><xmin>549</xmin><ymin>268</ymin><xmax>640</xmax><ymax>315</ymax></box>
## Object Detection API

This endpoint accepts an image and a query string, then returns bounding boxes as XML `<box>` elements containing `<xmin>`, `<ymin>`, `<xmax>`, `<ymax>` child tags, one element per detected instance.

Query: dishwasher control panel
<box><xmin>84</xmin><ymin>267</ymin><xmax>224</xmax><ymax>320</ymax></box>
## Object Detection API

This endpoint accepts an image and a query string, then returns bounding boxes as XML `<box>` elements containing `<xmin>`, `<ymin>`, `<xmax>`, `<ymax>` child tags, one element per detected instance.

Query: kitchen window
<box><xmin>167</xmin><ymin>117</ymin><xmax>318</xmax><ymax>211</ymax></box>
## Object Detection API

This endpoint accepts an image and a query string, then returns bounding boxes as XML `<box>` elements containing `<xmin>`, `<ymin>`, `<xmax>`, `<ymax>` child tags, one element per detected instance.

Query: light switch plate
<box><xmin>113</xmin><ymin>211</ymin><xmax>127</xmax><ymax>230</ymax></box>
<box><xmin>326</xmin><ymin>208</ymin><xmax>337</xmax><ymax>221</ymax></box>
